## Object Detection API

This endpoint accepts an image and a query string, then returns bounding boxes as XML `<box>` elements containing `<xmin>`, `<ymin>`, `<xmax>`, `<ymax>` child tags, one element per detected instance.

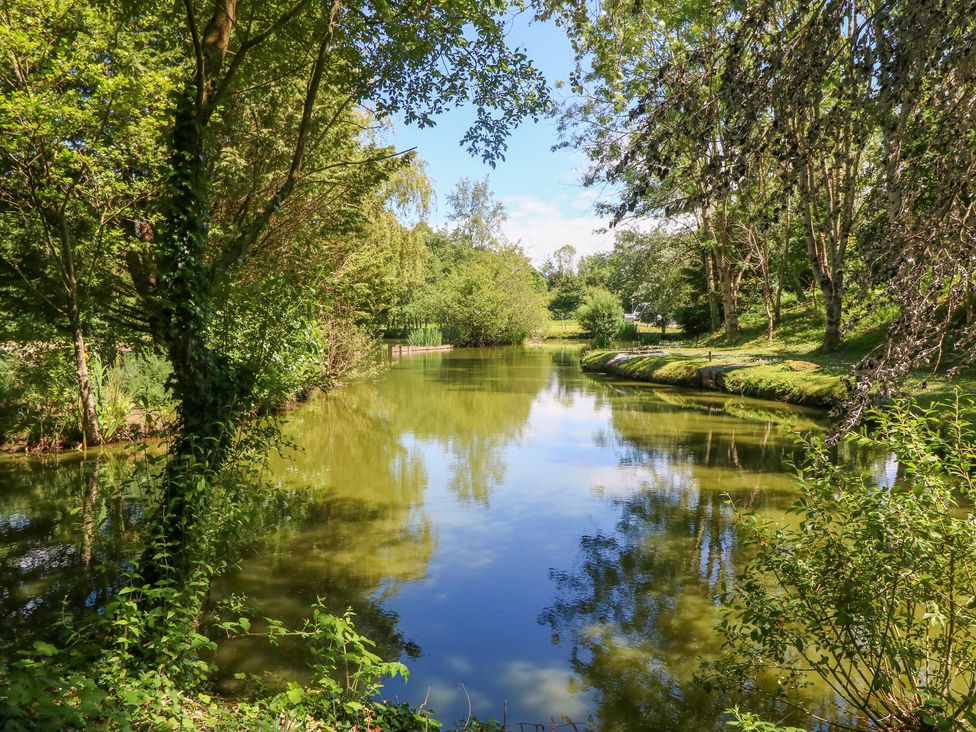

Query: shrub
<box><xmin>617</xmin><ymin>321</ymin><xmax>639</xmax><ymax>341</ymax></box>
<box><xmin>577</xmin><ymin>288</ymin><xmax>624</xmax><ymax>347</ymax></box>
<box><xmin>726</xmin><ymin>708</ymin><xmax>804</xmax><ymax>732</ymax></box>
<box><xmin>712</xmin><ymin>395</ymin><xmax>976</xmax><ymax>731</ymax></box>
<box><xmin>675</xmin><ymin>302</ymin><xmax>713</xmax><ymax>335</ymax></box>
<box><xmin>0</xmin><ymin>347</ymin><xmax>79</xmax><ymax>446</ymax></box>
<box><xmin>638</xmin><ymin>332</ymin><xmax>661</xmax><ymax>346</ymax></box>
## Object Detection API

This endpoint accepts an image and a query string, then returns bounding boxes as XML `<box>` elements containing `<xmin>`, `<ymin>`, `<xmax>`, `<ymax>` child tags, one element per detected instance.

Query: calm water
<box><xmin>2</xmin><ymin>345</ymin><xmax>866</xmax><ymax>729</ymax></box>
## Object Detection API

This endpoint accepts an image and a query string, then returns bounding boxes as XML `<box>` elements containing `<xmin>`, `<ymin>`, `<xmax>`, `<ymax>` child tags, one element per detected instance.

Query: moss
<box><xmin>582</xmin><ymin>349</ymin><xmax>846</xmax><ymax>408</ymax></box>
<box><xmin>721</xmin><ymin>364</ymin><xmax>846</xmax><ymax>408</ymax></box>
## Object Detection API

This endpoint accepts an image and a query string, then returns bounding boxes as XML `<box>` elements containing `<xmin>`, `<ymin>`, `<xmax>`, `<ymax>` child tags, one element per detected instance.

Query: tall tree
<box><xmin>0</xmin><ymin>0</ymin><xmax>173</xmax><ymax>445</ymax></box>
<box><xmin>722</xmin><ymin>0</ymin><xmax>975</xmax><ymax>417</ymax></box>
<box><xmin>842</xmin><ymin>0</ymin><xmax>976</xmax><ymax>426</ymax></box>
<box><xmin>546</xmin><ymin>0</ymin><xmax>751</xmax><ymax>340</ymax></box>
<box><xmin>141</xmin><ymin>0</ymin><xmax>551</xmax><ymax>574</ymax></box>
<box><xmin>446</xmin><ymin>176</ymin><xmax>510</xmax><ymax>250</ymax></box>
<box><xmin>722</xmin><ymin>0</ymin><xmax>875</xmax><ymax>352</ymax></box>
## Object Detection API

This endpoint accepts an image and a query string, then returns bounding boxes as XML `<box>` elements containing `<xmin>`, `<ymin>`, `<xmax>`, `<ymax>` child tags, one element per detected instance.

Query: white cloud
<box><xmin>501</xmin><ymin>191</ymin><xmax>615</xmax><ymax>264</ymax></box>
<box><xmin>498</xmin><ymin>660</ymin><xmax>590</xmax><ymax>721</ymax></box>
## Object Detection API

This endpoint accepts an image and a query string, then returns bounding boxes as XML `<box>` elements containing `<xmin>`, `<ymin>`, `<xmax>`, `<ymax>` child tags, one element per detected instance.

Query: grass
<box><xmin>406</xmin><ymin>325</ymin><xmax>443</xmax><ymax>347</ymax></box>
<box><xmin>544</xmin><ymin>317</ymin><xmax>686</xmax><ymax>342</ymax></box>
<box><xmin>546</xmin><ymin>318</ymin><xmax>585</xmax><ymax>339</ymax></box>
<box><xmin>582</xmin><ymin>299</ymin><xmax>976</xmax><ymax>408</ymax></box>
<box><xmin>581</xmin><ymin>350</ymin><xmax>846</xmax><ymax>408</ymax></box>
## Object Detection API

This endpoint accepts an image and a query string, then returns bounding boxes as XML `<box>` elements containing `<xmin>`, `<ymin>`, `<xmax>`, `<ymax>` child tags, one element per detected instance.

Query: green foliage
<box><xmin>581</xmin><ymin>349</ymin><xmax>846</xmax><ymax>408</ymax></box>
<box><xmin>725</xmin><ymin>708</ymin><xmax>804</xmax><ymax>732</ymax></box>
<box><xmin>89</xmin><ymin>353</ymin><xmax>134</xmax><ymax>443</ymax></box>
<box><xmin>0</xmin><ymin>593</ymin><xmax>431</xmax><ymax>731</ymax></box>
<box><xmin>712</xmin><ymin>395</ymin><xmax>976</xmax><ymax>731</ymax></box>
<box><xmin>407</xmin><ymin>326</ymin><xmax>444</xmax><ymax>347</ymax></box>
<box><xmin>609</xmin><ymin>230</ymin><xmax>692</xmax><ymax>322</ymax></box>
<box><xmin>0</xmin><ymin>348</ymin><xmax>174</xmax><ymax>446</ymax></box>
<box><xmin>617</xmin><ymin>322</ymin><xmax>639</xmax><ymax>341</ymax></box>
<box><xmin>0</xmin><ymin>347</ymin><xmax>79</xmax><ymax>446</ymax></box>
<box><xmin>446</xmin><ymin>177</ymin><xmax>509</xmax><ymax>250</ymax></box>
<box><xmin>577</xmin><ymin>289</ymin><xmax>624</xmax><ymax>347</ymax></box>
<box><xmin>549</xmin><ymin>274</ymin><xmax>589</xmax><ymax>319</ymax></box>
<box><xmin>439</xmin><ymin>248</ymin><xmax>549</xmax><ymax>347</ymax></box>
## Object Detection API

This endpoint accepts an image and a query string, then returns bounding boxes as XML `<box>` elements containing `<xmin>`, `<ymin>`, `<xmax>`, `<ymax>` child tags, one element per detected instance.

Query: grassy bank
<box><xmin>582</xmin><ymin>302</ymin><xmax>975</xmax><ymax>409</ymax></box>
<box><xmin>581</xmin><ymin>349</ymin><xmax>847</xmax><ymax>408</ymax></box>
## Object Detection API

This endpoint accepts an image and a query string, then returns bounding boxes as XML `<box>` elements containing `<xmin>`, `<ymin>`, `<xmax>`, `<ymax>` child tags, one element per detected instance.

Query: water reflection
<box><xmin>0</xmin><ymin>452</ymin><xmax>147</xmax><ymax>661</ymax></box>
<box><xmin>1</xmin><ymin>345</ymin><xmax>858</xmax><ymax>728</ymax></box>
<box><xmin>213</xmin><ymin>349</ymin><xmax>554</xmax><ymax>684</ymax></box>
<box><xmin>391</xmin><ymin>349</ymin><xmax>552</xmax><ymax>503</ymax></box>
<box><xmin>538</xmin><ymin>383</ymin><xmax>811</xmax><ymax>730</ymax></box>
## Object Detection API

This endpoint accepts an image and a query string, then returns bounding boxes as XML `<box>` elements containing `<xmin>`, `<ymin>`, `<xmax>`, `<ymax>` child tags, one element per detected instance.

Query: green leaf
<box><xmin>32</xmin><ymin>641</ymin><xmax>57</xmax><ymax>657</ymax></box>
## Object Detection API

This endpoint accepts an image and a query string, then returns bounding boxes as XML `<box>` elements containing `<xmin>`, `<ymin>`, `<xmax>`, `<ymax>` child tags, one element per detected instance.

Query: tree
<box><xmin>548</xmin><ymin>273</ymin><xmax>588</xmax><ymax>318</ymax></box>
<box><xmin>541</xmin><ymin>243</ymin><xmax>577</xmax><ymax>287</ymax></box>
<box><xmin>546</xmin><ymin>0</ymin><xmax>751</xmax><ymax>341</ymax></box>
<box><xmin>0</xmin><ymin>0</ymin><xmax>173</xmax><ymax>445</ymax></box>
<box><xmin>577</xmin><ymin>252</ymin><xmax>614</xmax><ymax>290</ymax></box>
<box><xmin>446</xmin><ymin>176</ymin><xmax>509</xmax><ymax>250</ymax></box>
<box><xmin>722</xmin><ymin>0</ymin><xmax>875</xmax><ymax>353</ymax></box>
<box><xmin>439</xmin><ymin>246</ymin><xmax>549</xmax><ymax>346</ymax></box>
<box><xmin>609</xmin><ymin>229</ymin><xmax>691</xmax><ymax>333</ymax></box>
<box><xmin>136</xmin><ymin>0</ymin><xmax>552</xmax><ymax>575</ymax></box>
<box><xmin>838</xmin><ymin>0</ymin><xmax>976</xmax><ymax>428</ymax></box>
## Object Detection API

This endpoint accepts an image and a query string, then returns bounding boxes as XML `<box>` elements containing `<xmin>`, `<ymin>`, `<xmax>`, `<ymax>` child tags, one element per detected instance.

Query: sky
<box><xmin>388</xmin><ymin>10</ymin><xmax>618</xmax><ymax>266</ymax></box>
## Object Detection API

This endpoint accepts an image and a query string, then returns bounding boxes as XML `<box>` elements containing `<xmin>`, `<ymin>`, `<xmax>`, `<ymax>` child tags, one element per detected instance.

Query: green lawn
<box><xmin>545</xmin><ymin>318</ymin><xmax>585</xmax><ymax>339</ymax></box>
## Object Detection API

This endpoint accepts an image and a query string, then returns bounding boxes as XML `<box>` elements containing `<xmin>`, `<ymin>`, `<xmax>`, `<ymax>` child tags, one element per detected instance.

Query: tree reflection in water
<box><xmin>539</xmin><ymin>385</ymin><xmax>824</xmax><ymax>730</ymax></box>
<box><xmin>0</xmin><ymin>453</ymin><xmax>148</xmax><ymax>663</ymax></box>
<box><xmin>212</xmin><ymin>348</ymin><xmax>554</xmax><ymax>686</ymax></box>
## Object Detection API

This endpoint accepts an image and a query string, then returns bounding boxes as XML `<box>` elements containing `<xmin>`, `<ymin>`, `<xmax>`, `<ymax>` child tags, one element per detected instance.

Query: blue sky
<box><xmin>389</xmin><ymin>10</ymin><xmax>617</xmax><ymax>265</ymax></box>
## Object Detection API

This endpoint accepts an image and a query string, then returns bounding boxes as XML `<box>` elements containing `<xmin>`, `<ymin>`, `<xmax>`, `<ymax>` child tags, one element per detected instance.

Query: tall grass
<box><xmin>406</xmin><ymin>326</ymin><xmax>443</xmax><ymax>347</ymax></box>
<box><xmin>0</xmin><ymin>348</ymin><xmax>174</xmax><ymax>447</ymax></box>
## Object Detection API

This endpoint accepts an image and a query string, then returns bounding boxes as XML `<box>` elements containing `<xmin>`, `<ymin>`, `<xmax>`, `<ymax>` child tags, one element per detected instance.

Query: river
<box><xmin>2</xmin><ymin>344</ymin><xmax>876</xmax><ymax>729</ymax></box>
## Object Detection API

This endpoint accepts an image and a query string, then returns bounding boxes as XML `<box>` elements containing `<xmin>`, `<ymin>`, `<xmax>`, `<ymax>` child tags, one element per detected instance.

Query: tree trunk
<box><xmin>147</xmin><ymin>95</ymin><xmax>243</xmax><ymax>581</ymax></box>
<box><xmin>761</xmin><ymin>271</ymin><xmax>774</xmax><ymax>342</ymax></box>
<box><xmin>70</xmin><ymin>314</ymin><xmax>103</xmax><ymax>447</ymax></box>
<box><xmin>822</xmin><ymin>280</ymin><xmax>843</xmax><ymax>353</ymax></box>
<box><xmin>774</xmin><ymin>265</ymin><xmax>784</xmax><ymax>324</ymax></box>
<box><xmin>704</xmin><ymin>251</ymin><xmax>721</xmax><ymax>331</ymax></box>
<box><xmin>715</xmin><ymin>251</ymin><xmax>740</xmax><ymax>341</ymax></box>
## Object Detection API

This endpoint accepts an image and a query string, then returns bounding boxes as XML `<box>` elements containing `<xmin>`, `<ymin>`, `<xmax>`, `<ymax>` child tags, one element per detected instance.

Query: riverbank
<box><xmin>390</xmin><ymin>343</ymin><xmax>454</xmax><ymax>355</ymax></box>
<box><xmin>582</xmin><ymin>349</ymin><xmax>849</xmax><ymax>409</ymax></box>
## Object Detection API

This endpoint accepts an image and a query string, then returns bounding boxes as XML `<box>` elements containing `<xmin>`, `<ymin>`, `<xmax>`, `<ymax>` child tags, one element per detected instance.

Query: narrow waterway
<box><xmin>2</xmin><ymin>345</ymin><xmax>878</xmax><ymax>729</ymax></box>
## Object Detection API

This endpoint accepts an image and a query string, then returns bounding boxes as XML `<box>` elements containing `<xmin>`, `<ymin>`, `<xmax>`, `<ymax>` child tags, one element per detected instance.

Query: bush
<box><xmin>0</xmin><ymin>347</ymin><xmax>79</xmax><ymax>446</ymax></box>
<box><xmin>117</xmin><ymin>352</ymin><xmax>173</xmax><ymax>434</ymax></box>
<box><xmin>406</xmin><ymin>325</ymin><xmax>443</xmax><ymax>346</ymax></box>
<box><xmin>638</xmin><ymin>332</ymin><xmax>661</xmax><ymax>346</ymax></box>
<box><xmin>726</xmin><ymin>708</ymin><xmax>804</xmax><ymax>732</ymax></box>
<box><xmin>674</xmin><ymin>302</ymin><xmax>714</xmax><ymax>335</ymax></box>
<box><xmin>439</xmin><ymin>248</ymin><xmax>549</xmax><ymax>346</ymax></box>
<box><xmin>577</xmin><ymin>288</ymin><xmax>624</xmax><ymax>347</ymax></box>
<box><xmin>617</xmin><ymin>321</ymin><xmax>639</xmax><ymax>341</ymax></box>
<box><xmin>712</xmin><ymin>395</ymin><xmax>976</xmax><ymax>731</ymax></box>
